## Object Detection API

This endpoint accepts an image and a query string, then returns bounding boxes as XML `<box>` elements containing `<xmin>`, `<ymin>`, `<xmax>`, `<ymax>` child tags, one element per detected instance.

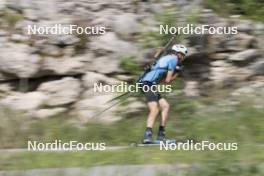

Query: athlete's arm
<box><xmin>164</xmin><ymin>70</ymin><xmax>174</xmax><ymax>83</ymax></box>
<box><xmin>165</xmin><ymin>58</ymin><xmax>178</xmax><ymax>83</ymax></box>
<box><xmin>172</xmin><ymin>72</ymin><xmax>178</xmax><ymax>80</ymax></box>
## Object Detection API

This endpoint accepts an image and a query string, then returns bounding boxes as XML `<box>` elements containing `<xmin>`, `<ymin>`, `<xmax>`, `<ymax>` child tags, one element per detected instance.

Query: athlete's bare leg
<box><xmin>158</xmin><ymin>98</ymin><xmax>170</xmax><ymax>126</ymax></box>
<box><xmin>146</xmin><ymin>101</ymin><xmax>160</xmax><ymax>128</ymax></box>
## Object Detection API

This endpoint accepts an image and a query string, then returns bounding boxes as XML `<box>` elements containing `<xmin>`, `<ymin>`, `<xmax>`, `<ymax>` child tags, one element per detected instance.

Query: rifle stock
<box><xmin>153</xmin><ymin>36</ymin><xmax>175</xmax><ymax>61</ymax></box>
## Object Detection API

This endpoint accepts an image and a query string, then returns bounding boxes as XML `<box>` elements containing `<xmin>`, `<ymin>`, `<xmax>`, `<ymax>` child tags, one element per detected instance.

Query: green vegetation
<box><xmin>0</xmin><ymin>9</ymin><xmax>24</xmax><ymax>27</ymax></box>
<box><xmin>120</xmin><ymin>56</ymin><xmax>142</xmax><ymax>76</ymax></box>
<box><xmin>0</xmin><ymin>144</ymin><xmax>263</xmax><ymax>172</ymax></box>
<box><xmin>1</xmin><ymin>96</ymin><xmax>263</xmax><ymax>147</ymax></box>
<box><xmin>138</xmin><ymin>8</ymin><xmax>183</xmax><ymax>48</ymax></box>
<box><xmin>186</xmin><ymin>9</ymin><xmax>201</xmax><ymax>24</ymax></box>
<box><xmin>0</xmin><ymin>94</ymin><xmax>263</xmax><ymax>172</ymax></box>
<box><xmin>204</xmin><ymin>0</ymin><xmax>264</xmax><ymax>22</ymax></box>
<box><xmin>74</xmin><ymin>33</ymin><xmax>90</xmax><ymax>55</ymax></box>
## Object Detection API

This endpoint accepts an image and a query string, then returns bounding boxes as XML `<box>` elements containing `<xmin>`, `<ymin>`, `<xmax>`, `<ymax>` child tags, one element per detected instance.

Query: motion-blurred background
<box><xmin>0</xmin><ymin>0</ymin><xmax>263</xmax><ymax>175</ymax></box>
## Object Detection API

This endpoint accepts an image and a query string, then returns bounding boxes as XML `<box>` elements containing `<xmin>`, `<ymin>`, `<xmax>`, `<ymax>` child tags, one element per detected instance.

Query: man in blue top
<box><xmin>139</xmin><ymin>44</ymin><xmax>188</xmax><ymax>143</ymax></box>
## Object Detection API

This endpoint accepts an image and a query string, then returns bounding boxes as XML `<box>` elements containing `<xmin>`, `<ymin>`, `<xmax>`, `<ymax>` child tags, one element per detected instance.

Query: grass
<box><xmin>0</xmin><ymin>96</ymin><xmax>263</xmax><ymax>145</ymax></box>
<box><xmin>0</xmin><ymin>89</ymin><xmax>263</xmax><ymax>172</ymax></box>
<box><xmin>0</xmin><ymin>95</ymin><xmax>263</xmax><ymax>147</ymax></box>
<box><xmin>0</xmin><ymin>144</ymin><xmax>263</xmax><ymax>171</ymax></box>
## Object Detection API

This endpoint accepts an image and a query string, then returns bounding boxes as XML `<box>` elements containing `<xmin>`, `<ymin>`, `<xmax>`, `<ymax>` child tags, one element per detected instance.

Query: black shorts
<box><xmin>140</xmin><ymin>81</ymin><xmax>162</xmax><ymax>102</ymax></box>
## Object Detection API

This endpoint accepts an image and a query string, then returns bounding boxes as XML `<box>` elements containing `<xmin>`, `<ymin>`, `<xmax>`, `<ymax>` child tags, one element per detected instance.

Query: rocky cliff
<box><xmin>0</xmin><ymin>0</ymin><xmax>263</xmax><ymax>123</ymax></box>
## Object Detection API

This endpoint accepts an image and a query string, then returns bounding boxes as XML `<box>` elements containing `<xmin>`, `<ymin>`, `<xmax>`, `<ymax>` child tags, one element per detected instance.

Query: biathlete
<box><xmin>138</xmin><ymin>44</ymin><xmax>188</xmax><ymax>143</ymax></box>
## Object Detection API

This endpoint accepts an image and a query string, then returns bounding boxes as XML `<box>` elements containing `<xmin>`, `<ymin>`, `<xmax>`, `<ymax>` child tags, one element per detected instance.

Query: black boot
<box><xmin>157</xmin><ymin>130</ymin><xmax>166</xmax><ymax>141</ymax></box>
<box><xmin>157</xmin><ymin>126</ymin><xmax>166</xmax><ymax>141</ymax></box>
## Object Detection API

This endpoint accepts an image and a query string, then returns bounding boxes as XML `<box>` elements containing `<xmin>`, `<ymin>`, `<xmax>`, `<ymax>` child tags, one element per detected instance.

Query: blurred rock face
<box><xmin>0</xmin><ymin>44</ymin><xmax>41</xmax><ymax>78</ymax></box>
<box><xmin>0</xmin><ymin>0</ymin><xmax>263</xmax><ymax>122</ymax></box>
